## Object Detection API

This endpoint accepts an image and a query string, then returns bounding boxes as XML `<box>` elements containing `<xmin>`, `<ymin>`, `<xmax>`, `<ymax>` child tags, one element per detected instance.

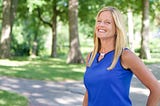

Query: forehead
<box><xmin>97</xmin><ymin>11</ymin><xmax>114</xmax><ymax>21</ymax></box>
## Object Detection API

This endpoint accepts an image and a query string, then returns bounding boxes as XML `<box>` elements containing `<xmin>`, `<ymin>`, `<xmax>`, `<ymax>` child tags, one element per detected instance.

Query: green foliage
<box><xmin>150</xmin><ymin>38</ymin><xmax>160</xmax><ymax>53</ymax></box>
<box><xmin>150</xmin><ymin>0</ymin><xmax>160</xmax><ymax>20</ymax></box>
<box><xmin>0</xmin><ymin>0</ymin><xmax>2</xmax><ymax>18</ymax></box>
<box><xmin>10</xmin><ymin>0</ymin><xmax>48</xmax><ymax>56</ymax></box>
<box><xmin>27</xmin><ymin>0</ymin><xmax>46</xmax><ymax>13</ymax></box>
<box><xmin>11</xmin><ymin>16</ymin><xmax>46</xmax><ymax>56</ymax></box>
<box><xmin>78</xmin><ymin>0</ymin><xmax>143</xmax><ymax>37</ymax></box>
<box><xmin>0</xmin><ymin>90</ymin><xmax>28</xmax><ymax>106</ymax></box>
<box><xmin>1</xmin><ymin>0</ymin><xmax>159</xmax><ymax>57</ymax></box>
<box><xmin>79</xmin><ymin>23</ymin><xmax>94</xmax><ymax>37</ymax></box>
<box><xmin>57</xmin><ymin>23</ymin><xmax>69</xmax><ymax>56</ymax></box>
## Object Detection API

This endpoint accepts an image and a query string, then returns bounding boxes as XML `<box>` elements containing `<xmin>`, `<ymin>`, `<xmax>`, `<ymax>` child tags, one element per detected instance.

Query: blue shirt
<box><xmin>84</xmin><ymin>50</ymin><xmax>133</xmax><ymax>106</ymax></box>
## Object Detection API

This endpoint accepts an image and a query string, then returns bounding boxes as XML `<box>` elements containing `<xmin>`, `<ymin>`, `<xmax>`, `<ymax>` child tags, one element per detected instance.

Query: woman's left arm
<box><xmin>121</xmin><ymin>49</ymin><xmax>160</xmax><ymax>106</ymax></box>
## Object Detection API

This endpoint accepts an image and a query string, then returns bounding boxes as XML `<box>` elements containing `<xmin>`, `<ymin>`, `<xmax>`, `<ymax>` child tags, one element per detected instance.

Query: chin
<box><xmin>97</xmin><ymin>34</ymin><xmax>106</xmax><ymax>38</ymax></box>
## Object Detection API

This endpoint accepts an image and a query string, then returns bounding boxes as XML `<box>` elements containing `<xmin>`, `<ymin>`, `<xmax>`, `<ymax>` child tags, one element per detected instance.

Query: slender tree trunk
<box><xmin>127</xmin><ymin>8</ymin><xmax>134</xmax><ymax>52</ymax></box>
<box><xmin>31</xmin><ymin>32</ymin><xmax>38</xmax><ymax>57</ymax></box>
<box><xmin>36</xmin><ymin>5</ymin><xmax>57</xmax><ymax>57</ymax></box>
<box><xmin>67</xmin><ymin>0</ymin><xmax>84</xmax><ymax>63</ymax></box>
<box><xmin>51</xmin><ymin>0</ymin><xmax>57</xmax><ymax>57</ymax></box>
<box><xmin>31</xmin><ymin>18</ymin><xmax>39</xmax><ymax>57</ymax></box>
<box><xmin>140</xmin><ymin>0</ymin><xmax>151</xmax><ymax>59</ymax></box>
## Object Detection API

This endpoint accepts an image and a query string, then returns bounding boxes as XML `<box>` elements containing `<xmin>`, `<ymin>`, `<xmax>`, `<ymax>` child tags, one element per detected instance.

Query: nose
<box><xmin>98</xmin><ymin>21</ymin><xmax>106</xmax><ymax>26</ymax></box>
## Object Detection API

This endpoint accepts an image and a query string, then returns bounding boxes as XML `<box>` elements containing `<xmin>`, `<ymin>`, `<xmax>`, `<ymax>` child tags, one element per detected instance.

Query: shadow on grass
<box><xmin>0</xmin><ymin>57</ymin><xmax>85</xmax><ymax>81</ymax></box>
<box><xmin>0</xmin><ymin>90</ymin><xmax>28</xmax><ymax>106</ymax></box>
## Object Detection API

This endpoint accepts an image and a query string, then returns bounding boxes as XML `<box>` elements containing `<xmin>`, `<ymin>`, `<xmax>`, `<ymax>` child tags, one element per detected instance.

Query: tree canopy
<box><xmin>0</xmin><ymin>0</ymin><xmax>159</xmax><ymax>60</ymax></box>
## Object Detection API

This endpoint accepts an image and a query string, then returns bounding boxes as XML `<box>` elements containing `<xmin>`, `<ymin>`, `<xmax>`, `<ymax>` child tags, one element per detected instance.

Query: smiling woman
<box><xmin>83</xmin><ymin>6</ymin><xmax>160</xmax><ymax>106</ymax></box>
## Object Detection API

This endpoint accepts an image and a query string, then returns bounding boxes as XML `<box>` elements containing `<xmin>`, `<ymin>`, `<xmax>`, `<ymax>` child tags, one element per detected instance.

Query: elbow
<box><xmin>149</xmin><ymin>83</ymin><xmax>160</xmax><ymax>98</ymax></box>
<box><xmin>147</xmin><ymin>83</ymin><xmax>160</xmax><ymax>106</ymax></box>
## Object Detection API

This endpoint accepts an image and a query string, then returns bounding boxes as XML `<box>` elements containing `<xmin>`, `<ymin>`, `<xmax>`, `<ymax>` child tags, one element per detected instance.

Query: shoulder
<box><xmin>121</xmin><ymin>49</ymin><xmax>136</xmax><ymax>60</ymax></box>
<box><xmin>121</xmin><ymin>49</ymin><xmax>142</xmax><ymax>69</ymax></box>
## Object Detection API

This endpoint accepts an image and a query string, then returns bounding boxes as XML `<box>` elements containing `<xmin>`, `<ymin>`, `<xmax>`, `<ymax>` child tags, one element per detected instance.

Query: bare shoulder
<box><xmin>121</xmin><ymin>49</ymin><xmax>137</xmax><ymax>60</ymax></box>
<box><xmin>121</xmin><ymin>49</ymin><xmax>142</xmax><ymax>69</ymax></box>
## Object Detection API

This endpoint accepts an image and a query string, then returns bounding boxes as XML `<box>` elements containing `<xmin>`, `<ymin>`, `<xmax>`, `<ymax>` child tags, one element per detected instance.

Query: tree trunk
<box><xmin>31</xmin><ymin>32</ymin><xmax>38</xmax><ymax>57</ymax></box>
<box><xmin>127</xmin><ymin>9</ymin><xmax>134</xmax><ymax>52</ymax></box>
<box><xmin>67</xmin><ymin>0</ymin><xmax>84</xmax><ymax>63</ymax></box>
<box><xmin>0</xmin><ymin>0</ymin><xmax>12</xmax><ymax>58</ymax></box>
<box><xmin>140</xmin><ymin>0</ymin><xmax>151</xmax><ymax>59</ymax></box>
<box><xmin>0</xmin><ymin>0</ymin><xmax>18</xmax><ymax>58</ymax></box>
<box><xmin>51</xmin><ymin>0</ymin><xmax>57</xmax><ymax>57</ymax></box>
<box><xmin>10</xmin><ymin>0</ymin><xmax>18</xmax><ymax>27</ymax></box>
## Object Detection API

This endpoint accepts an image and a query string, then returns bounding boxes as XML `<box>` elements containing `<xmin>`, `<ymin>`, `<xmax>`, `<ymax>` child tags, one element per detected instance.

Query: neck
<box><xmin>99</xmin><ymin>38</ymin><xmax>115</xmax><ymax>53</ymax></box>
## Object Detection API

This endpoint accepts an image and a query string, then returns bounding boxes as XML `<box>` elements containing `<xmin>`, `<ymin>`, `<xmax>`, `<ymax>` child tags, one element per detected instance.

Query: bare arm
<box><xmin>121</xmin><ymin>50</ymin><xmax>160</xmax><ymax>106</ymax></box>
<box><xmin>83</xmin><ymin>91</ymin><xmax>88</xmax><ymax>106</ymax></box>
<box><xmin>82</xmin><ymin>53</ymin><xmax>91</xmax><ymax>106</ymax></box>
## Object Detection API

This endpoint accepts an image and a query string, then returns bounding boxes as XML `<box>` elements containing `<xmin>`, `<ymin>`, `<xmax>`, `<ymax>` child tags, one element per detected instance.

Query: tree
<box><xmin>36</xmin><ymin>2</ymin><xmax>57</xmax><ymax>57</ymax></box>
<box><xmin>0</xmin><ymin>0</ymin><xmax>18</xmax><ymax>58</ymax></box>
<box><xmin>67</xmin><ymin>0</ymin><xmax>84</xmax><ymax>63</ymax></box>
<box><xmin>140</xmin><ymin>0</ymin><xmax>151</xmax><ymax>59</ymax></box>
<box><xmin>37</xmin><ymin>1</ymin><xmax>58</xmax><ymax>57</ymax></box>
<box><xmin>33</xmin><ymin>0</ymin><xmax>68</xmax><ymax>57</ymax></box>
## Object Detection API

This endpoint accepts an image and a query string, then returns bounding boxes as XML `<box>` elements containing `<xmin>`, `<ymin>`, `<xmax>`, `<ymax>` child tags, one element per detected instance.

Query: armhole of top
<box><xmin>120</xmin><ymin>48</ymin><xmax>129</xmax><ymax>70</ymax></box>
<box><xmin>86</xmin><ymin>52</ymin><xmax>92</xmax><ymax>66</ymax></box>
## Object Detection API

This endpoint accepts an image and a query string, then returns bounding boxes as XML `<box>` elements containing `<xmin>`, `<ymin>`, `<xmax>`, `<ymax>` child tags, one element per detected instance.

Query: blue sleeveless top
<box><xmin>84</xmin><ymin>50</ymin><xmax>133</xmax><ymax>106</ymax></box>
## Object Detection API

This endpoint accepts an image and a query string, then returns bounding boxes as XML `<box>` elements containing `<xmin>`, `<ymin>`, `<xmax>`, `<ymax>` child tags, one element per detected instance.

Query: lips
<box><xmin>98</xmin><ymin>29</ymin><xmax>106</xmax><ymax>33</ymax></box>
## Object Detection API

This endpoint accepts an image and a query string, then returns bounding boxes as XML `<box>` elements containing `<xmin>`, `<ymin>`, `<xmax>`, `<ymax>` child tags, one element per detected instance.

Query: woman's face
<box><xmin>95</xmin><ymin>11</ymin><xmax>116</xmax><ymax>39</ymax></box>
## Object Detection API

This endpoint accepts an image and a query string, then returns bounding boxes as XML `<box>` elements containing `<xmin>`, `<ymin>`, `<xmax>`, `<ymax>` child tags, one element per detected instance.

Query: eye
<box><xmin>97</xmin><ymin>20</ymin><xmax>101</xmax><ymax>23</ymax></box>
<box><xmin>104</xmin><ymin>21</ymin><xmax>111</xmax><ymax>24</ymax></box>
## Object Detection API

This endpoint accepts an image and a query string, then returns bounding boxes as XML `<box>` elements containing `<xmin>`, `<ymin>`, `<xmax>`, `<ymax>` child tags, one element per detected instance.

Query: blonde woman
<box><xmin>83</xmin><ymin>6</ymin><xmax>160</xmax><ymax>106</ymax></box>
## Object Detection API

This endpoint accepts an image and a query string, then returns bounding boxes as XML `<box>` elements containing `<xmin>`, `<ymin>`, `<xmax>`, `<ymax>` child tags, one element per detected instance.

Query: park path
<box><xmin>0</xmin><ymin>63</ymin><xmax>160</xmax><ymax>106</ymax></box>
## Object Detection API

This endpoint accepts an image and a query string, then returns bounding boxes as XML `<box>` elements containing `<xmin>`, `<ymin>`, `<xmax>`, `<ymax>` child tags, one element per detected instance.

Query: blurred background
<box><xmin>0</xmin><ymin>0</ymin><xmax>160</xmax><ymax>106</ymax></box>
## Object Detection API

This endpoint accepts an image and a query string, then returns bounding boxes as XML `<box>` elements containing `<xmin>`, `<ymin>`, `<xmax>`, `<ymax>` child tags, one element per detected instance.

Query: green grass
<box><xmin>0</xmin><ymin>57</ymin><xmax>85</xmax><ymax>81</ymax></box>
<box><xmin>142</xmin><ymin>53</ymin><xmax>160</xmax><ymax>64</ymax></box>
<box><xmin>0</xmin><ymin>90</ymin><xmax>28</xmax><ymax>106</ymax></box>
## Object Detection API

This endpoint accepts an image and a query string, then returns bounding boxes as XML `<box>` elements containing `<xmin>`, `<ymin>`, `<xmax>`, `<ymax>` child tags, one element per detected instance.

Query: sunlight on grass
<box><xmin>0</xmin><ymin>90</ymin><xmax>28</xmax><ymax>106</ymax></box>
<box><xmin>0</xmin><ymin>57</ymin><xmax>86</xmax><ymax>81</ymax></box>
<box><xmin>0</xmin><ymin>59</ymin><xmax>29</xmax><ymax>66</ymax></box>
<box><xmin>143</xmin><ymin>58</ymin><xmax>160</xmax><ymax>64</ymax></box>
<box><xmin>143</xmin><ymin>53</ymin><xmax>160</xmax><ymax>64</ymax></box>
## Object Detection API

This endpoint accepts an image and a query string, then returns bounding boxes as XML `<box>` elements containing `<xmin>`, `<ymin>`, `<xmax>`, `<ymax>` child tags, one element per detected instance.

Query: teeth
<box><xmin>99</xmin><ymin>29</ymin><xmax>106</xmax><ymax>32</ymax></box>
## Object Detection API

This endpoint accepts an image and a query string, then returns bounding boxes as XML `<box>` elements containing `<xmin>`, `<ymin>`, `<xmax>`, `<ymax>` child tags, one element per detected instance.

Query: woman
<box><xmin>83</xmin><ymin>6</ymin><xmax>160</xmax><ymax>106</ymax></box>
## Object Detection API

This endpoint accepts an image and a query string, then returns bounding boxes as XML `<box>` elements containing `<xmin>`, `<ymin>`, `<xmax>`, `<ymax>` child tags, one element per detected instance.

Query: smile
<box><xmin>98</xmin><ymin>29</ymin><xmax>106</xmax><ymax>33</ymax></box>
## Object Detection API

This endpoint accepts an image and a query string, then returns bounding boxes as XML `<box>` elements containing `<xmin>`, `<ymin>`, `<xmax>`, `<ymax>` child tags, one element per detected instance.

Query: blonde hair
<box><xmin>88</xmin><ymin>6</ymin><xmax>126</xmax><ymax>70</ymax></box>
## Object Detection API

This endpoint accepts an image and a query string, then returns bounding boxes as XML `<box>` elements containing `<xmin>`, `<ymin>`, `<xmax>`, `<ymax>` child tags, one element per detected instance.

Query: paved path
<box><xmin>0</xmin><ymin>64</ymin><xmax>160</xmax><ymax>106</ymax></box>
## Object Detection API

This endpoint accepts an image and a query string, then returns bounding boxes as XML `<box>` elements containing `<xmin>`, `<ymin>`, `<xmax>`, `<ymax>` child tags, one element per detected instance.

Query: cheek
<box><xmin>95</xmin><ymin>26</ymin><xmax>99</xmax><ymax>33</ymax></box>
<box><xmin>113</xmin><ymin>27</ymin><xmax>116</xmax><ymax>34</ymax></box>
<box><xmin>95</xmin><ymin>25</ymin><xmax>99</xmax><ymax>30</ymax></box>
<box><xmin>111</xmin><ymin>25</ymin><xmax>116</xmax><ymax>33</ymax></box>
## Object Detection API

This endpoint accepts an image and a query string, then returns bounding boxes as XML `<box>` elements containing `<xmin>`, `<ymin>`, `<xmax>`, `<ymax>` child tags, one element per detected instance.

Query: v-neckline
<box><xmin>97</xmin><ymin>50</ymin><xmax>114</xmax><ymax>63</ymax></box>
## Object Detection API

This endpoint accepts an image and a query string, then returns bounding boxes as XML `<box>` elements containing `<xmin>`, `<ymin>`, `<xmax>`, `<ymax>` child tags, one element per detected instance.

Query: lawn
<box><xmin>0</xmin><ymin>90</ymin><xmax>28</xmax><ymax>106</ymax></box>
<box><xmin>0</xmin><ymin>57</ymin><xmax>86</xmax><ymax>81</ymax></box>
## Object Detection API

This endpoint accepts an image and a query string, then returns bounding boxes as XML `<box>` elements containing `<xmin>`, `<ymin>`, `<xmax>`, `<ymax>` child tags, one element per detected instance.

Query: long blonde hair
<box><xmin>88</xmin><ymin>6</ymin><xmax>126</xmax><ymax>70</ymax></box>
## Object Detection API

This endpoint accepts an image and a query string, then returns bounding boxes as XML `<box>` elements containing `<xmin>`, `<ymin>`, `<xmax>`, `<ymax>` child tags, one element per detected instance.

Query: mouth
<box><xmin>98</xmin><ymin>29</ymin><xmax>106</xmax><ymax>33</ymax></box>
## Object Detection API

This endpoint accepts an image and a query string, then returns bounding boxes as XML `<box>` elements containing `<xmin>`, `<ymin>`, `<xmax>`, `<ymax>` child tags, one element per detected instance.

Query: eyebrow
<box><xmin>97</xmin><ymin>18</ymin><xmax>112</xmax><ymax>22</ymax></box>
